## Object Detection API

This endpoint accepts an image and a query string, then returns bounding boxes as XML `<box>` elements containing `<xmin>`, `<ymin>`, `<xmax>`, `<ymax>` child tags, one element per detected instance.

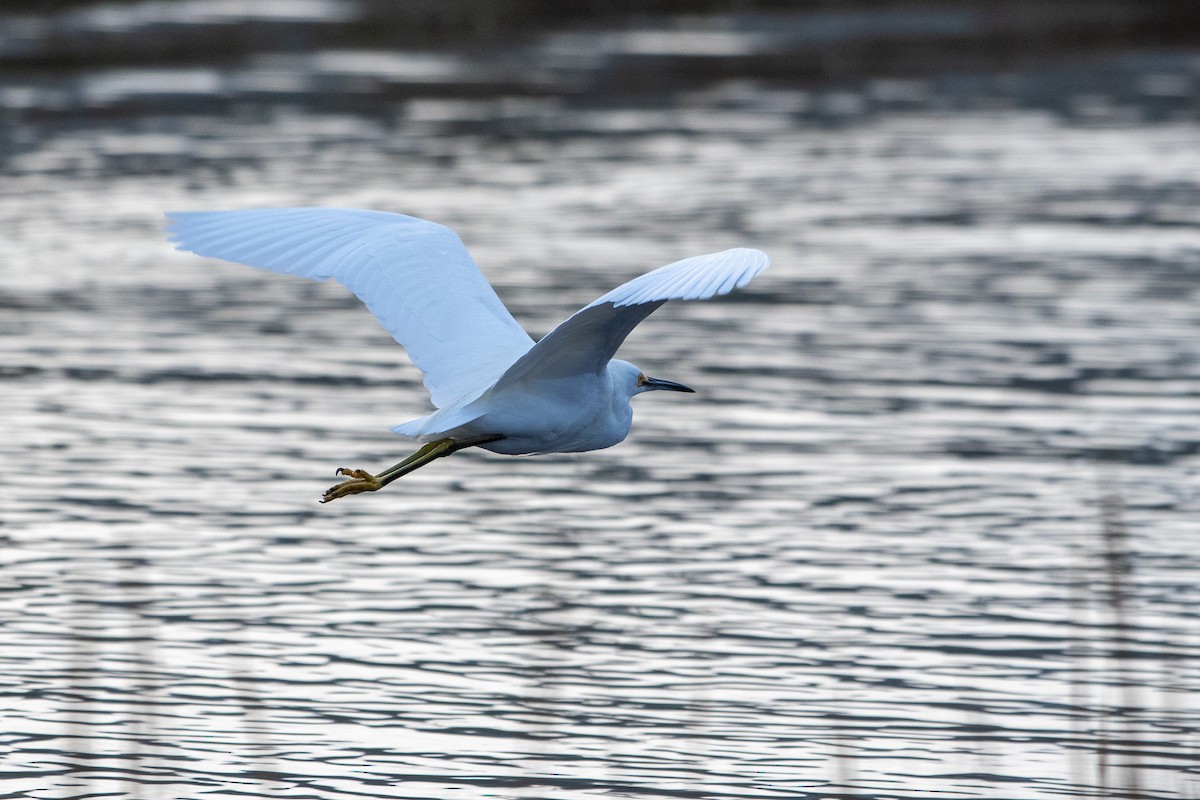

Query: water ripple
<box><xmin>2</xmin><ymin>8</ymin><xmax>1199</xmax><ymax>799</ymax></box>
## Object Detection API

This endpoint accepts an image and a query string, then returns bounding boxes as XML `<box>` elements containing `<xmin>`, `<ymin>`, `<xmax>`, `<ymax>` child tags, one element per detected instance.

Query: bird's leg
<box><xmin>321</xmin><ymin>440</ymin><xmax>448</xmax><ymax>503</ymax></box>
<box><xmin>320</xmin><ymin>435</ymin><xmax>503</xmax><ymax>503</ymax></box>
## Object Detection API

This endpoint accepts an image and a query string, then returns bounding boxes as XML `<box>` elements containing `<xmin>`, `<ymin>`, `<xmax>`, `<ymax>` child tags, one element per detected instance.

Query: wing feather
<box><xmin>166</xmin><ymin>208</ymin><xmax>534</xmax><ymax>408</ymax></box>
<box><xmin>492</xmin><ymin>247</ymin><xmax>768</xmax><ymax>390</ymax></box>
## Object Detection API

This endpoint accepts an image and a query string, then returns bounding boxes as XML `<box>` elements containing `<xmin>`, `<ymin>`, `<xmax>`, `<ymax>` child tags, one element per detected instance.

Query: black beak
<box><xmin>642</xmin><ymin>376</ymin><xmax>695</xmax><ymax>393</ymax></box>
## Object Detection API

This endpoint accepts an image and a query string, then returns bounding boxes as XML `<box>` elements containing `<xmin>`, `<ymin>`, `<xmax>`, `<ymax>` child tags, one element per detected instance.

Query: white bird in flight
<box><xmin>166</xmin><ymin>209</ymin><xmax>768</xmax><ymax>503</ymax></box>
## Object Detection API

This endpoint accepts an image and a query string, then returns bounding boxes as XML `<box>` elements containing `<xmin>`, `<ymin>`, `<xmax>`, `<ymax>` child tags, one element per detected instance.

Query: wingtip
<box><xmin>163</xmin><ymin>212</ymin><xmax>183</xmax><ymax>244</ymax></box>
<box><xmin>593</xmin><ymin>246</ymin><xmax>771</xmax><ymax>309</ymax></box>
<box><xmin>741</xmin><ymin>247</ymin><xmax>771</xmax><ymax>269</ymax></box>
<box><xmin>163</xmin><ymin>212</ymin><xmax>196</xmax><ymax>248</ymax></box>
<box><xmin>737</xmin><ymin>248</ymin><xmax>770</xmax><ymax>288</ymax></box>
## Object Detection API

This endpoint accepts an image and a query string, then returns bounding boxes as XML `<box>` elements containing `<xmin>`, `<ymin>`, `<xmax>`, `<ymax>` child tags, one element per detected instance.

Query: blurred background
<box><xmin>2</xmin><ymin>1</ymin><xmax>1199</xmax><ymax>798</ymax></box>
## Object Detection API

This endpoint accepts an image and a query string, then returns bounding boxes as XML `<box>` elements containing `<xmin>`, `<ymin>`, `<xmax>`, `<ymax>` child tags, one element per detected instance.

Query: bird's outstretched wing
<box><xmin>166</xmin><ymin>208</ymin><xmax>534</xmax><ymax>408</ymax></box>
<box><xmin>492</xmin><ymin>248</ymin><xmax>768</xmax><ymax>390</ymax></box>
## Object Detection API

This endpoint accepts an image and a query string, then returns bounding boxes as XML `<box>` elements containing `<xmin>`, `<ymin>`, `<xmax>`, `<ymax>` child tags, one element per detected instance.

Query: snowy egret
<box><xmin>166</xmin><ymin>209</ymin><xmax>768</xmax><ymax>502</ymax></box>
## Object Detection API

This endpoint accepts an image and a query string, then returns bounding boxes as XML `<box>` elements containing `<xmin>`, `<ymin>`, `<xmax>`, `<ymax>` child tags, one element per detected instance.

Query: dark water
<box><xmin>2</xmin><ymin>3</ymin><xmax>1199</xmax><ymax>798</ymax></box>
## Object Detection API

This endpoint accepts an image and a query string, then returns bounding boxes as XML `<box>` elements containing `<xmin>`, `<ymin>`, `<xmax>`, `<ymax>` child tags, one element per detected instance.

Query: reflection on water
<box><xmin>1</xmin><ymin>2</ymin><xmax>1199</xmax><ymax>798</ymax></box>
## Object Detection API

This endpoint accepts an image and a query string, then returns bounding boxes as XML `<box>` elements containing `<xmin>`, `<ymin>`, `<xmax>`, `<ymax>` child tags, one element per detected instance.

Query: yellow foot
<box><xmin>320</xmin><ymin>467</ymin><xmax>382</xmax><ymax>503</ymax></box>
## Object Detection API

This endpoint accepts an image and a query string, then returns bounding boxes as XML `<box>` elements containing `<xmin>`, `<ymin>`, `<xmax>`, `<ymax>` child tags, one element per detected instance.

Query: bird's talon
<box><xmin>320</xmin><ymin>468</ymin><xmax>382</xmax><ymax>503</ymax></box>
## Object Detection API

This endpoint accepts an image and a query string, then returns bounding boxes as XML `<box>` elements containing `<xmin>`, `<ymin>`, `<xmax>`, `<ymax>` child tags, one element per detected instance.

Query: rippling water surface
<box><xmin>2</xmin><ymin>4</ymin><xmax>1199</xmax><ymax>798</ymax></box>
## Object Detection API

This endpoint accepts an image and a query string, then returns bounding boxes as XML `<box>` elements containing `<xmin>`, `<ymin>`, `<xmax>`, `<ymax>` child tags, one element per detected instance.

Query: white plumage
<box><xmin>166</xmin><ymin>208</ymin><xmax>768</xmax><ymax>500</ymax></box>
<box><xmin>166</xmin><ymin>208</ymin><xmax>533</xmax><ymax>409</ymax></box>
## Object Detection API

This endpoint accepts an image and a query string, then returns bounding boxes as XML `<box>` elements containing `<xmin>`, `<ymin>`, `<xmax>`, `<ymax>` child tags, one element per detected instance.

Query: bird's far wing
<box><xmin>491</xmin><ymin>248</ymin><xmax>768</xmax><ymax>391</ymax></box>
<box><xmin>166</xmin><ymin>208</ymin><xmax>535</xmax><ymax>408</ymax></box>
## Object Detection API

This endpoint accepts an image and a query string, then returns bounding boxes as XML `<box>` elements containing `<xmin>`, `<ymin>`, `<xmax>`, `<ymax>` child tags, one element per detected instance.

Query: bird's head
<box><xmin>614</xmin><ymin>359</ymin><xmax>695</xmax><ymax>399</ymax></box>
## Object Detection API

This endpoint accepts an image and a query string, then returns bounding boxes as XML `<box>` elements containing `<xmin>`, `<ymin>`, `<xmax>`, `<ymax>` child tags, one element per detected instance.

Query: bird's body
<box><xmin>166</xmin><ymin>208</ymin><xmax>767</xmax><ymax>501</ymax></box>
<box><xmin>452</xmin><ymin>359</ymin><xmax>637</xmax><ymax>456</ymax></box>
